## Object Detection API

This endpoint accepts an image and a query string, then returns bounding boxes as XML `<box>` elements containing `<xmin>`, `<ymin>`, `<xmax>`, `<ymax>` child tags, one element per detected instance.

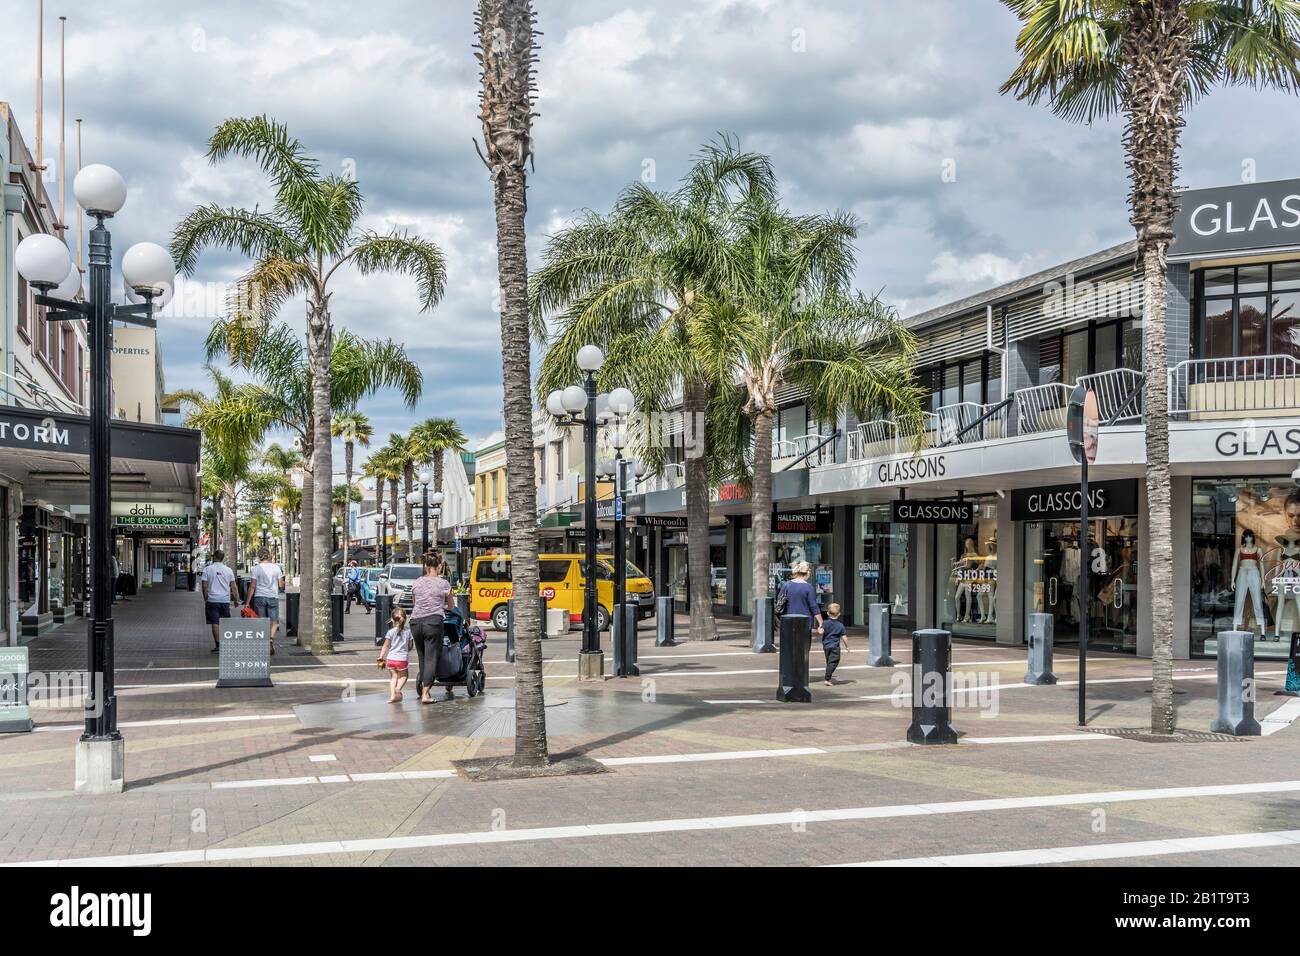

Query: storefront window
<box><xmin>741</xmin><ymin>523</ymin><xmax>835</xmax><ymax>612</ymax></box>
<box><xmin>1195</xmin><ymin>260</ymin><xmax>1300</xmax><ymax>361</ymax></box>
<box><xmin>1191</xmin><ymin>478</ymin><xmax>1298</xmax><ymax>660</ymax></box>
<box><xmin>935</xmin><ymin>498</ymin><xmax>998</xmax><ymax>639</ymax></box>
<box><xmin>853</xmin><ymin>504</ymin><xmax>909</xmax><ymax>628</ymax></box>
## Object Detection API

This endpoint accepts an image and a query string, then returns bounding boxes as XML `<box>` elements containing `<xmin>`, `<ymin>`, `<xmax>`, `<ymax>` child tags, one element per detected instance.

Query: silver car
<box><xmin>380</xmin><ymin>563</ymin><xmax>422</xmax><ymax>608</ymax></box>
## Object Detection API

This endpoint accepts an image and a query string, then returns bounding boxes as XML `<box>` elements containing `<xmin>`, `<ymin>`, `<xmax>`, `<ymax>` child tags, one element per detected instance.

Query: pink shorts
<box><xmin>386</xmin><ymin>659</ymin><xmax>409</xmax><ymax>672</ymax></box>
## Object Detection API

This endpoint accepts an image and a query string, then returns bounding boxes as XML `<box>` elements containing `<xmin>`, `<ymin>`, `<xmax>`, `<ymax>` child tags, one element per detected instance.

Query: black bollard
<box><xmin>330</xmin><ymin>589</ymin><xmax>344</xmax><ymax>644</ymax></box>
<box><xmin>777</xmin><ymin>613</ymin><xmax>812</xmax><ymax>702</ymax></box>
<box><xmin>613</xmin><ymin>603</ymin><xmax>639</xmax><ymax>677</ymax></box>
<box><xmin>539</xmin><ymin>594</ymin><xmax>549</xmax><ymax>640</ymax></box>
<box><xmin>906</xmin><ymin>628</ymin><xmax>958</xmax><ymax>745</ymax></box>
<box><xmin>505</xmin><ymin>598</ymin><xmax>517</xmax><ymax>664</ymax></box>
<box><xmin>374</xmin><ymin>593</ymin><xmax>393</xmax><ymax>646</ymax></box>
<box><xmin>655</xmin><ymin>595</ymin><xmax>676</xmax><ymax>646</ymax></box>
<box><xmin>286</xmin><ymin>591</ymin><xmax>300</xmax><ymax>639</ymax></box>
<box><xmin>1025</xmin><ymin>612</ymin><xmax>1057</xmax><ymax>685</ymax></box>
<box><xmin>753</xmin><ymin>596</ymin><xmax>775</xmax><ymax>653</ymax></box>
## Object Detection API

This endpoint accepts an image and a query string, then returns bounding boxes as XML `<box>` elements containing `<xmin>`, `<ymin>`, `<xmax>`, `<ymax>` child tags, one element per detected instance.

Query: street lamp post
<box><xmin>260</xmin><ymin>523</ymin><xmax>269</xmax><ymax>551</ymax></box>
<box><xmin>379</xmin><ymin>504</ymin><xmax>391</xmax><ymax>567</ymax></box>
<box><xmin>16</xmin><ymin>163</ymin><xmax>174</xmax><ymax>793</ymax></box>
<box><xmin>545</xmin><ymin>347</ymin><xmax>635</xmax><ymax>680</ymax></box>
<box><xmin>407</xmin><ymin>471</ymin><xmax>443</xmax><ymax>558</ymax></box>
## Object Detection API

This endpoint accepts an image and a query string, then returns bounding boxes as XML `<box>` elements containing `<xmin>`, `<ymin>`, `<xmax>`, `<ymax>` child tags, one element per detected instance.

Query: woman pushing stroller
<box><xmin>410</xmin><ymin>551</ymin><xmax>454</xmax><ymax>703</ymax></box>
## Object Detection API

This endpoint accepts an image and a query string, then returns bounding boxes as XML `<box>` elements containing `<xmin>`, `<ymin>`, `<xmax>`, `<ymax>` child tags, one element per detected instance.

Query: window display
<box><xmin>1191</xmin><ymin>478</ymin><xmax>1297</xmax><ymax>659</ymax></box>
<box><xmin>935</xmin><ymin>498</ymin><xmax>998</xmax><ymax>639</ymax></box>
<box><xmin>852</xmin><ymin>505</ymin><xmax>910</xmax><ymax>628</ymax></box>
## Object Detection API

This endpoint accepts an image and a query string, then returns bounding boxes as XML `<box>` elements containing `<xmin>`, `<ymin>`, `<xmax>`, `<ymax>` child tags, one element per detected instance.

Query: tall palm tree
<box><xmin>411</xmin><ymin>417</ymin><xmax>468</xmax><ymax>545</ymax></box>
<box><xmin>332</xmin><ymin>410</ymin><xmax>373</xmax><ymax>566</ymax></box>
<box><xmin>700</xmin><ymin>201</ymin><xmax>921</xmax><ymax>606</ymax></box>
<box><xmin>262</xmin><ymin>442</ymin><xmax>304</xmax><ymax>575</ymax></box>
<box><xmin>202</xmin><ymin>321</ymin><xmax>421</xmax><ymax>651</ymax></box>
<box><xmin>172</xmin><ymin>116</ymin><xmax>447</xmax><ymax>657</ymax></box>
<box><xmin>382</xmin><ymin>432</ymin><xmax>423</xmax><ymax>560</ymax></box>
<box><xmin>1000</xmin><ymin>0</ymin><xmax>1300</xmax><ymax>734</ymax></box>
<box><xmin>534</xmin><ymin>138</ymin><xmax>776</xmax><ymax>641</ymax></box>
<box><xmin>366</xmin><ymin>446</ymin><xmax>404</xmax><ymax>560</ymax></box>
<box><xmin>476</xmin><ymin>0</ymin><xmax>548</xmax><ymax>767</ymax></box>
<box><xmin>168</xmin><ymin>368</ymin><xmax>271</xmax><ymax>563</ymax></box>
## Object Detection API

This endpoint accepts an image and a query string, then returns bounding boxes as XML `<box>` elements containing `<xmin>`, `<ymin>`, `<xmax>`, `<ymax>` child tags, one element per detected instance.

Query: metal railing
<box><xmin>1078</xmin><ymin>367</ymin><xmax>1144</xmax><ymax>424</ymax></box>
<box><xmin>0</xmin><ymin>368</ymin><xmax>89</xmax><ymax>416</ymax></box>
<box><xmin>1169</xmin><ymin>354</ymin><xmax>1300</xmax><ymax>420</ymax></box>
<box><xmin>772</xmin><ymin>431</ymin><xmax>838</xmax><ymax>467</ymax></box>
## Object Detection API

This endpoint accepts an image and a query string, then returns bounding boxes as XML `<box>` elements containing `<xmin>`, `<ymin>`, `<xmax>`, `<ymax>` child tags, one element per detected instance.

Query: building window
<box><xmin>1194</xmin><ymin>260</ymin><xmax>1300</xmax><ymax>361</ymax></box>
<box><xmin>1037</xmin><ymin>319</ymin><xmax>1141</xmax><ymax>384</ymax></box>
<box><xmin>17</xmin><ymin>275</ymin><xmax>30</xmax><ymax>339</ymax></box>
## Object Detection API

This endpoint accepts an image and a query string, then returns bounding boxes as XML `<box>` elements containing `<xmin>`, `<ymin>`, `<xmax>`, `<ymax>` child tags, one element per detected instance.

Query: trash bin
<box><xmin>285</xmin><ymin>591</ymin><xmax>300</xmax><ymax>638</ymax></box>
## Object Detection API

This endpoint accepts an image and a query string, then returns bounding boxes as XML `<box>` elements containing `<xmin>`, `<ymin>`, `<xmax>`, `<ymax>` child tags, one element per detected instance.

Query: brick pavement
<box><xmin>0</xmin><ymin>576</ymin><xmax>1296</xmax><ymax>866</ymax></box>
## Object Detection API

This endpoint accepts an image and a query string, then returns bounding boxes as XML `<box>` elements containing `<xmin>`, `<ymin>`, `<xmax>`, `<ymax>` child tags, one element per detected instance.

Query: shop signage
<box><xmin>636</xmin><ymin>515</ymin><xmax>686</xmax><ymax>529</ymax></box>
<box><xmin>115</xmin><ymin>515</ymin><xmax>188</xmax><ymax>528</ymax></box>
<box><xmin>1212</xmin><ymin>426</ymin><xmax>1300</xmax><ymax>458</ymax></box>
<box><xmin>215</xmin><ymin>618</ymin><xmax>273</xmax><ymax>688</ymax></box>
<box><xmin>1171</xmin><ymin>178</ymin><xmax>1300</xmax><ymax>257</ymax></box>
<box><xmin>0</xmin><ymin>647</ymin><xmax>33</xmax><ymax>732</ymax></box>
<box><xmin>111</xmin><ymin>502</ymin><xmax>186</xmax><ymax>518</ymax></box>
<box><xmin>876</xmin><ymin>453</ymin><xmax>946</xmax><ymax>486</ymax></box>
<box><xmin>1011</xmin><ymin>479</ymin><xmax>1139</xmax><ymax>521</ymax></box>
<box><xmin>0</xmin><ymin>406</ymin><xmax>199</xmax><ymax>465</ymax></box>
<box><xmin>773</xmin><ymin>510</ymin><xmax>832</xmax><ymax>534</ymax></box>
<box><xmin>891</xmin><ymin>499</ymin><xmax>976</xmax><ymax>524</ymax></box>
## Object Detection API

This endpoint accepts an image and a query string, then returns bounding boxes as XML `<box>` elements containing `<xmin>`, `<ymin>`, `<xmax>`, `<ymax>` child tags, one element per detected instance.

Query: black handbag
<box><xmin>773</xmin><ymin>584</ymin><xmax>788</xmax><ymax>618</ymax></box>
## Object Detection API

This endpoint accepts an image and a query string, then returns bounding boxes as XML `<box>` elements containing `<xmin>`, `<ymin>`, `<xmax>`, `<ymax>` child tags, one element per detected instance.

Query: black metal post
<box><xmin>583</xmin><ymin>371</ymin><xmax>599</xmax><ymax>653</ymax></box>
<box><xmin>380</xmin><ymin>513</ymin><xmax>388</xmax><ymax>567</ymax></box>
<box><xmin>1078</xmin><ymin>456</ymin><xmax>1089</xmax><ymax>726</ymax></box>
<box><xmin>421</xmin><ymin>485</ymin><xmax>430</xmax><ymax>556</ymax></box>
<box><xmin>86</xmin><ymin>217</ymin><xmax>117</xmax><ymax>742</ymax></box>
<box><xmin>614</xmin><ymin>455</ymin><xmax>627</xmax><ymax>619</ymax></box>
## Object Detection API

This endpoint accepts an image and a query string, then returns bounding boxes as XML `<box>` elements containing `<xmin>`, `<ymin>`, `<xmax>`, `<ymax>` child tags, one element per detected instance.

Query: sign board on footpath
<box><xmin>0</xmin><ymin>647</ymin><xmax>33</xmax><ymax>732</ymax></box>
<box><xmin>215</xmin><ymin>618</ymin><xmax>274</xmax><ymax>688</ymax></box>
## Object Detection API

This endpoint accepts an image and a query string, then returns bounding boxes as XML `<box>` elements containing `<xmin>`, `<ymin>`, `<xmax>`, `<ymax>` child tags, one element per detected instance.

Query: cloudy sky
<box><xmin>4</xmin><ymin>0</ymin><xmax>1298</xmax><ymax>461</ymax></box>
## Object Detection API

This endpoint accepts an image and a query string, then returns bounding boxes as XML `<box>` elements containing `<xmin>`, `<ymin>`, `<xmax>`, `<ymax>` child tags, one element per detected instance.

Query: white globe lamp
<box><xmin>73</xmin><ymin>164</ymin><xmax>127</xmax><ymax>216</ymax></box>
<box><xmin>14</xmin><ymin>233</ymin><xmax>72</xmax><ymax>289</ymax></box>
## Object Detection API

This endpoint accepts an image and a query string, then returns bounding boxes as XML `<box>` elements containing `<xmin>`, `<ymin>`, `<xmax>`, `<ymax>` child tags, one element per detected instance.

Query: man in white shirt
<box><xmin>246</xmin><ymin>548</ymin><xmax>286</xmax><ymax>652</ymax></box>
<box><xmin>200</xmin><ymin>549</ymin><xmax>239</xmax><ymax>653</ymax></box>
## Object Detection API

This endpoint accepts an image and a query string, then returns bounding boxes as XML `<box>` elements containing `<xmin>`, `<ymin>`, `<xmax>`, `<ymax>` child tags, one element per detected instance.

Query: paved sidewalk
<box><xmin>1</xmin><ymin>576</ymin><xmax>1296</xmax><ymax>866</ymax></box>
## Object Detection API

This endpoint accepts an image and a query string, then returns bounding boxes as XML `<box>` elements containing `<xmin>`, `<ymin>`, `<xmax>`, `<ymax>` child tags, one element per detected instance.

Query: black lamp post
<box><xmin>291</xmin><ymin>521</ymin><xmax>301</xmax><ymax>576</ymax></box>
<box><xmin>544</xmin><ymin>347</ymin><xmax>635</xmax><ymax>680</ymax></box>
<box><xmin>16</xmin><ymin>163</ymin><xmax>174</xmax><ymax>793</ymax></box>
<box><xmin>407</xmin><ymin>470</ymin><xmax>442</xmax><ymax>558</ymax></box>
<box><xmin>260</xmin><ymin>522</ymin><xmax>269</xmax><ymax>551</ymax></box>
<box><xmin>379</xmin><ymin>505</ymin><xmax>392</xmax><ymax>567</ymax></box>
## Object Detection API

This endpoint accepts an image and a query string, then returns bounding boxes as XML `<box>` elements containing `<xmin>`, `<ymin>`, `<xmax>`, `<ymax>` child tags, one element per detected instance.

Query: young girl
<box><xmin>377</xmin><ymin>608</ymin><xmax>413</xmax><ymax>703</ymax></box>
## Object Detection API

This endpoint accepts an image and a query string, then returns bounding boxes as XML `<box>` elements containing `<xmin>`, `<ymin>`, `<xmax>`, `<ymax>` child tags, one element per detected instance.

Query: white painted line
<box><xmin>598</xmin><ymin>747</ymin><xmax>825</xmax><ymax>766</ymax></box>
<box><xmin>860</xmin><ymin>669</ymin><xmax>1287</xmax><ymax>701</ymax></box>
<box><xmin>212</xmin><ymin>776</ymin><xmax>318</xmax><ymax>790</ymax></box>
<box><xmin>308</xmin><ymin>754</ymin><xmax>337</xmax><ymax>763</ymax></box>
<box><xmin>830</xmin><ymin>829</ymin><xmax>1300</xmax><ymax>867</ymax></box>
<box><xmin>11</xmin><ymin>778</ymin><xmax>1300</xmax><ymax>867</ymax></box>
<box><xmin>33</xmin><ymin>713</ymin><xmax>299</xmax><ymax>733</ymax></box>
<box><xmin>961</xmin><ymin>733</ymin><xmax>1115</xmax><ymax>744</ymax></box>
<box><xmin>1262</xmin><ymin>696</ymin><xmax>1300</xmax><ymax>736</ymax></box>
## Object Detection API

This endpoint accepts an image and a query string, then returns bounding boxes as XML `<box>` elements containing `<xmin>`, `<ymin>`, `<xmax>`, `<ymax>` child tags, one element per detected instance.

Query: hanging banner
<box><xmin>891</xmin><ymin>499</ymin><xmax>976</xmax><ymax>524</ymax></box>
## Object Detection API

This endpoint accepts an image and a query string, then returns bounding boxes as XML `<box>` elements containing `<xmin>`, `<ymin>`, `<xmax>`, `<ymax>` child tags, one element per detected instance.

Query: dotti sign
<box><xmin>891</xmin><ymin>499</ymin><xmax>976</xmax><ymax>524</ymax></box>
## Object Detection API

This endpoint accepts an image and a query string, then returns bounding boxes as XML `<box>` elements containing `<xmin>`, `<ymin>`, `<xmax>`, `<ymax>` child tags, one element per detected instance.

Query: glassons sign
<box><xmin>1171</xmin><ymin>178</ymin><xmax>1300</xmax><ymax>257</ymax></box>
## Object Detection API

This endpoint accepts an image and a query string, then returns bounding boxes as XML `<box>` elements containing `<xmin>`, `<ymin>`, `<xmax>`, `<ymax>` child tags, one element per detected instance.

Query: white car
<box><xmin>380</xmin><ymin>563</ymin><xmax>422</xmax><ymax>608</ymax></box>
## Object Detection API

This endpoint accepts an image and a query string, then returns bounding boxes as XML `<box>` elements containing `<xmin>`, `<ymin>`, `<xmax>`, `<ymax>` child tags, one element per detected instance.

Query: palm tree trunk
<box><xmin>1122</xmin><ymin>0</ymin><xmax>1188</xmax><ymax>735</ymax></box>
<box><xmin>222</xmin><ymin>486</ymin><xmax>238</xmax><ymax>569</ymax></box>
<box><xmin>299</xmin><ymin>463</ymin><xmax>314</xmax><ymax>643</ymax></box>
<box><xmin>684</xmin><ymin>378</ymin><xmax>719</xmax><ymax>640</ymax></box>
<box><xmin>403</xmin><ymin>465</ymin><xmax>415</xmax><ymax>559</ymax></box>
<box><xmin>478</xmin><ymin>0</ymin><xmax>547</xmax><ymax>768</ymax></box>
<box><xmin>343</xmin><ymin>441</ymin><xmax>354</xmax><ymax>567</ymax></box>
<box><xmin>750</xmin><ymin>408</ymin><xmax>775</xmax><ymax>606</ymax></box>
<box><xmin>306</xmin><ymin>301</ymin><xmax>335</xmax><ymax>655</ymax></box>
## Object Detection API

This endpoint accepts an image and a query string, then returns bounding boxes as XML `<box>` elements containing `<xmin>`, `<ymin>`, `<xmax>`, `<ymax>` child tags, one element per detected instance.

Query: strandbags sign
<box><xmin>892</xmin><ymin>499</ymin><xmax>976</xmax><ymax>524</ymax></box>
<box><xmin>1011</xmin><ymin>479</ymin><xmax>1139</xmax><ymax>521</ymax></box>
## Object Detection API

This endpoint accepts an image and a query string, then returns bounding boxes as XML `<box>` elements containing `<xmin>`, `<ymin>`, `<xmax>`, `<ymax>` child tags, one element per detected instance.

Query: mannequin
<box><xmin>1273</xmin><ymin>531</ymin><xmax>1300</xmax><ymax>642</ymax></box>
<box><xmin>980</xmin><ymin>539</ymin><xmax>998</xmax><ymax>624</ymax></box>
<box><xmin>954</xmin><ymin>535</ymin><xmax>980</xmax><ymax>623</ymax></box>
<box><xmin>1231</xmin><ymin>529</ymin><xmax>1265</xmax><ymax>635</ymax></box>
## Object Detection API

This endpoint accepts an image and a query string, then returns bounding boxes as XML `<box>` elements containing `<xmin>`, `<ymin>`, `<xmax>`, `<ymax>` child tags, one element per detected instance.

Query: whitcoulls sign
<box><xmin>891</xmin><ymin>499</ymin><xmax>976</xmax><ymax>524</ymax></box>
<box><xmin>1011</xmin><ymin>479</ymin><xmax>1139</xmax><ymax>521</ymax></box>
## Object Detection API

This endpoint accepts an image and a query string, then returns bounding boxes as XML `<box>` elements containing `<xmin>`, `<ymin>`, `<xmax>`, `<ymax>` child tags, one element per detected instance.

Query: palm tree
<box><xmin>534</xmin><ymin>138</ymin><xmax>776</xmax><ymax>641</ymax></box>
<box><xmin>168</xmin><ymin>368</ymin><xmax>271</xmax><ymax>563</ymax></box>
<box><xmin>366</xmin><ymin>446</ymin><xmax>403</xmax><ymax>561</ymax></box>
<box><xmin>263</xmin><ymin>442</ymin><xmax>304</xmax><ymax>575</ymax></box>
<box><xmin>172</xmin><ymin>115</ymin><xmax>447</xmax><ymax>657</ymax></box>
<box><xmin>381</xmin><ymin>432</ymin><xmax>423</xmax><ymax>560</ymax></box>
<box><xmin>411</xmin><ymin>417</ymin><xmax>468</xmax><ymax>546</ymax></box>
<box><xmin>202</xmin><ymin>320</ymin><xmax>421</xmax><ymax>652</ymax></box>
<box><xmin>700</xmin><ymin>201</ymin><xmax>921</xmax><ymax>606</ymax></box>
<box><xmin>476</xmin><ymin>0</ymin><xmax>547</xmax><ymax>767</ymax></box>
<box><xmin>1000</xmin><ymin>0</ymin><xmax>1300</xmax><ymax>734</ymax></box>
<box><xmin>332</xmin><ymin>410</ymin><xmax>373</xmax><ymax>567</ymax></box>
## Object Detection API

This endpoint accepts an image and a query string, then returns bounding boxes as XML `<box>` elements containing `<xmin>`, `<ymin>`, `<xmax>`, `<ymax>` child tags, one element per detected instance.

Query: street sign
<box><xmin>0</xmin><ymin>647</ymin><xmax>33</xmax><ymax>733</ymax></box>
<box><xmin>1066</xmin><ymin>384</ymin><xmax>1100</xmax><ymax>465</ymax></box>
<box><xmin>215</xmin><ymin>618</ymin><xmax>274</xmax><ymax>688</ymax></box>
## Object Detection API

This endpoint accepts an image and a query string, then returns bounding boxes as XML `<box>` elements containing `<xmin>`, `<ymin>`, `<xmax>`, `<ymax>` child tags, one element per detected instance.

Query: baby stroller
<box><xmin>417</xmin><ymin>608</ymin><xmax>487</xmax><ymax>698</ymax></box>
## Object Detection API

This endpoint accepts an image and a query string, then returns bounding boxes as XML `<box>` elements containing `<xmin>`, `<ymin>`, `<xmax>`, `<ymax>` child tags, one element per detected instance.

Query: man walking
<box><xmin>344</xmin><ymin>559</ymin><xmax>362</xmax><ymax>614</ymax></box>
<box><xmin>200</xmin><ymin>549</ymin><xmax>239</xmax><ymax>653</ymax></box>
<box><xmin>247</xmin><ymin>547</ymin><xmax>286</xmax><ymax>653</ymax></box>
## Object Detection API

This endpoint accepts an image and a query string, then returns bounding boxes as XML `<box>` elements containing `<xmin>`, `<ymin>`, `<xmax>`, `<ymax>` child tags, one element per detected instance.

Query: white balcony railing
<box><xmin>773</xmin><ymin>432</ymin><xmax>837</xmax><ymax>466</ymax></box>
<box><xmin>1169</xmin><ymin>354</ymin><xmax>1300</xmax><ymax>420</ymax></box>
<box><xmin>1079</xmin><ymin>367</ymin><xmax>1144</xmax><ymax>423</ymax></box>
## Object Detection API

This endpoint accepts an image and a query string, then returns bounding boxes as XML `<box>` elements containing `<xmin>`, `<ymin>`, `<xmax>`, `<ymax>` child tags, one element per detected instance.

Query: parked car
<box><xmin>380</xmin><ymin>563</ymin><xmax>422</xmax><ymax>608</ymax></box>
<box><xmin>468</xmin><ymin>553</ymin><xmax>654</xmax><ymax>631</ymax></box>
